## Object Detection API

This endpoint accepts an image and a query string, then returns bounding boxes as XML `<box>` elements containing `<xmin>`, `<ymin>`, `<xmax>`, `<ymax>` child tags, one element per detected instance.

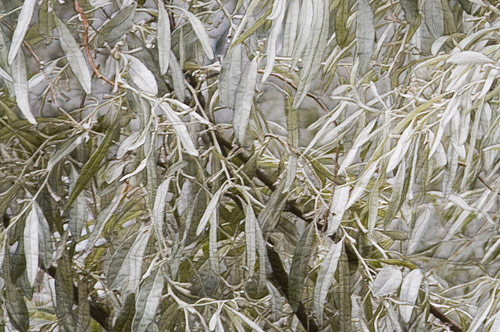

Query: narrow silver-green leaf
<box><xmin>153</xmin><ymin>178</ymin><xmax>171</xmax><ymax>247</ymax></box>
<box><xmin>423</xmin><ymin>0</ymin><xmax>444</xmax><ymax>38</ymax></box>
<box><xmin>293</xmin><ymin>0</ymin><xmax>329</xmax><ymax>108</ymax></box>
<box><xmin>12</xmin><ymin>51</ymin><xmax>36</xmax><ymax>124</ymax></box>
<box><xmin>399</xmin><ymin>269</ymin><xmax>423</xmax><ymax>322</ymax></box>
<box><xmin>196</xmin><ymin>184</ymin><xmax>226</xmax><ymax>236</ymax></box>
<box><xmin>5</xmin><ymin>280</ymin><xmax>29</xmax><ymax>332</ymax></box>
<box><xmin>67</xmin><ymin>112</ymin><xmax>120</xmax><ymax>209</ymax></box>
<box><xmin>55</xmin><ymin>16</ymin><xmax>92</xmax><ymax>94</ymax></box>
<box><xmin>336</xmin><ymin>0</ymin><xmax>349</xmax><ymax>48</ymax></box>
<box><xmin>289</xmin><ymin>223</ymin><xmax>316</xmax><ymax>310</ymax></box>
<box><xmin>447</xmin><ymin>51</ymin><xmax>494</xmax><ymax>65</ymax></box>
<box><xmin>220</xmin><ymin>44</ymin><xmax>246</xmax><ymax>109</ymax></box>
<box><xmin>158</xmin><ymin>102</ymin><xmax>199</xmax><ymax>156</ymax></box>
<box><xmin>132</xmin><ymin>268</ymin><xmax>165</xmax><ymax>332</ymax></box>
<box><xmin>338</xmin><ymin>242</ymin><xmax>351</xmax><ymax>332</ymax></box>
<box><xmin>158</xmin><ymin>2</ymin><xmax>171</xmax><ymax>75</ymax></box>
<box><xmin>97</xmin><ymin>5</ymin><xmax>136</xmax><ymax>46</ymax></box>
<box><xmin>245</xmin><ymin>203</ymin><xmax>257</xmax><ymax>276</ymax></box>
<box><xmin>468</xmin><ymin>290</ymin><xmax>496</xmax><ymax>332</ymax></box>
<box><xmin>262</xmin><ymin>0</ymin><xmax>285</xmax><ymax>81</ymax></box>
<box><xmin>314</xmin><ymin>240</ymin><xmax>343</xmax><ymax>321</ymax></box>
<box><xmin>8</xmin><ymin>0</ymin><xmax>36</xmax><ymax>65</ymax></box>
<box><xmin>47</xmin><ymin>133</ymin><xmax>87</xmax><ymax>170</ymax></box>
<box><xmin>86</xmin><ymin>185</ymin><xmax>126</xmax><ymax>251</ymax></box>
<box><xmin>234</xmin><ymin>56</ymin><xmax>257</xmax><ymax>144</ymax></box>
<box><xmin>69</xmin><ymin>166</ymin><xmax>87</xmax><ymax>242</ymax></box>
<box><xmin>175</xmin><ymin>7</ymin><xmax>214</xmax><ymax>59</ymax></box>
<box><xmin>24</xmin><ymin>203</ymin><xmax>40</xmax><ymax>287</ymax></box>
<box><xmin>282</xmin><ymin>0</ymin><xmax>300</xmax><ymax>56</ymax></box>
<box><xmin>356</xmin><ymin>0</ymin><xmax>374</xmax><ymax>74</ymax></box>
<box><xmin>126</xmin><ymin>55</ymin><xmax>158</xmax><ymax>95</ymax></box>
<box><xmin>169</xmin><ymin>51</ymin><xmax>186</xmax><ymax>101</ymax></box>
<box><xmin>372</xmin><ymin>266</ymin><xmax>402</xmax><ymax>296</ymax></box>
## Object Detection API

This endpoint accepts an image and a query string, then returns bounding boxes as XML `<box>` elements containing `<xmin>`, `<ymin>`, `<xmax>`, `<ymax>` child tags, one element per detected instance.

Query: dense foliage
<box><xmin>1</xmin><ymin>0</ymin><xmax>500</xmax><ymax>331</ymax></box>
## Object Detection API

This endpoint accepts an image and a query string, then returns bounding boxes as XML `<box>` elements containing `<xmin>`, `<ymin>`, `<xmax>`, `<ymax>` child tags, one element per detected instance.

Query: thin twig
<box><xmin>74</xmin><ymin>0</ymin><xmax>114</xmax><ymax>86</ymax></box>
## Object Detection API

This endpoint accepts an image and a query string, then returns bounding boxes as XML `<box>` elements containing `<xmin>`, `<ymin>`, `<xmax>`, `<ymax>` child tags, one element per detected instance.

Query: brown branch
<box><xmin>430</xmin><ymin>305</ymin><xmax>462</xmax><ymax>332</ymax></box>
<box><xmin>74</xmin><ymin>0</ymin><xmax>114</xmax><ymax>86</ymax></box>
<box><xmin>457</xmin><ymin>161</ymin><xmax>500</xmax><ymax>196</ymax></box>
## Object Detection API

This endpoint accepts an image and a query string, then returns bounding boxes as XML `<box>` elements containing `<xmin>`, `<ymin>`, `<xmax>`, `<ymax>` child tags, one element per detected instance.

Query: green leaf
<box><xmin>55</xmin><ymin>16</ymin><xmax>92</xmax><ymax>94</ymax></box>
<box><xmin>314</xmin><ymin>240</ymin><xmax>343</xmax><ymax>321</ymax></box>
<box><xmin>234</xmin><ymin>56</ymin><xmax>257</xmax><ymax>144</ymax></box>
<box><xmin>39</xmin><ymin>0</ymin><xmax>55</xmax><ymax>44</ymax></box>
<box><xmin>399</xmin><ymin>269</ymin><xmax>423</xmax><ymax>323</ymax></box>
<box><xmin>97</xmin><ymin>5</ymin><xmax>136</xmax><ymax>46</ymax></box>
<box><xmin>335</xmin><ymin>0</ymin><xmax>349</xmax><ymax>48</ymax></box>
<box><xmin>132</xmin><ymin>268</ymin><xmax>164</xmax><ymax>332</ymax></box>
<box><xmin>337</xmin><ymin>242</ymin><xmax>351</xmax><ymax>332</ymax></box>
<box><xmin>158</xmin><ymin>2</ymin><xmax>171</xmax><ymax>75</ymax></box>
<box><xmin>282</xmin><ymin>0</ymin><xmax>300</xmax><ymax>56</ymax></box>
<box><xmin>289</xmin><ymin>223</ymin><xmax>316</xmax><ymax>310</ymax></box>
<box><xmin>8</xmin><ymin>0</ymin><xmax>36</xmax><ymax>65</ymax></box>
<box><xmin>400</xmin><ymin>0</ymin><xmax>421</xmax><ymax>38</ymax></box>
<box><xmin>66</xmin><ymin>112</ymin><xmax>120</xmax><ymax>209</ymax></box>
<box><xmin>408</xmin><ymin>207</ymin><xmax>431</xmax><ymax>253</ymax></box>
<box><xmin>5</xmin><ymin>280</ymin><xmax>29</xmax><ymax>332</ymax></box>
<box><xmin>12</xmin><ymin>51</ymin><xmax>35</xmax><ymax>124</ymax></box>
<box><xmin>113</xmin><ymin>293</ymin><xmax>136</xmax><ymax>332</ymax></box>
<box><xmin>56</xmin><ymin>252</ymin><xmax>76</xmax><ymax>331</ymax></box>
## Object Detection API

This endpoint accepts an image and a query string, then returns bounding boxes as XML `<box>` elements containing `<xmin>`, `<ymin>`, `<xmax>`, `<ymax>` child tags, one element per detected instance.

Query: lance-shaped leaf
<box><xmin>337</xmin><ymin>242</ymin><xmax>351</xmax><ymax>332</ymax></box>
<box><xmin>55</xmin><ymin>16</ymin><xmax>92</xmax><ymax>94</ymax></box>
<box><xmin>39</xmin><ymin>0</ymin><xmax>55</xmax><ymax>44</ymax></box>
<box><xmin>293</xmin><ymin>0</ymin><xmax>329</xmax><ymax>108</ymax></box>
<box><xmin>66</xmin><ymin>112</ymin><xmax>120</xmax><ymax>209</ymax></box>
<box><xmin>468</xmin><ymin>290</ymin><xmax>496</xmax><ymax>332</ymax></box>
<box><xmin>174</xmin><ymin>7</ymin><xmax>214</xmax><ymax>59</ymax></box>
<box><xmin>399</xmin><ymin>269</ymin><xmax>423</xmax><ymax>322</ymax></box>
<box><xmin>169</xmin><ymin>50</ymin><xmax>185</xmax><ymax>100</ymax></box>
<box><xmin>220</xmin><ymin>44</ymin><xmax>246</xmax><ymax>110</ymax></box>
<box><xmin>262</xmin><ymin>0</ymin><xmax>285</xmax><ymax>81</ymax></box>
<box><xmin>47</xmin><ymin>133</ymin><xmax>87</xmax><ymax>170</ymax></box>
<box><xmin>159</xmin><ymin>102</ymin><xmax>199</xmax><ymax>156</ymax></box>
<box><xmin>282</xmin><ymin>0</ymin><xmax>300</xmax><ymax>56</ymax></box>
<box><xmin>132</xmin><ymin>268</ymin><xmax>165</xmax><ymax>332</ymax></box>
<box><xmin>327</xmin><ymin>185</ymin><xmax>350</xmax><ymax>235</ymax></box>
<box><xmin>24</xmin><ymin>203</ymin><xmax>40</xmax><ymax>287</ymax></box>
<box><xmin>356</xmin><ymin>0</ymin><xmax>374</xmax><ymax>74</ymax></box>
<box><xmin>12</xmin><ymin>51</ymin><xmax>36</xmax><ymax>124</ymax></box>
<box><xmin>5</xmin><ymin>280</ymin><xmax>29</xmax><ymax>332</ymax></box>
<box><xmin>400</xmin><ymin>0</ymin><xmax>421</xmax><ymax>38</ymax></box>
<box><xmin>314</xmin><ymin>240</ymin><xmax>343</xmax><ymax>321</ymax></box>
<box><xmin>289</xmin><ymin>223</ymin><xmax>316</xmax><ymax>309</ymax></box>
<box><xmin>372</xmin><ymin>266</ymin><xmax>402</xmax><ymax>296</ymax></box>
<box><xmin>423</xmin><ymin>0</ymin><xmax>444</xmax><ymax>38</ymax></box>
<box><xmin>113</xmin><ymin>293</ymin><xmax>136</xmax><ymax>331</ymax></box>
<box><xmin>153</xmin><ymin>178</ymin><xmax>171</xmax><ymax>247</ymax></box>
<box><xmin>291</xmin><ymin>0</ymin><xmax>313</xmax><ymax>64</ymax></box>
<box><xmin>196</xmin><ymin>184</ymin><xmax>226</xmax><ymax>235</ymax></box>
<box><xmin>56</xmin><ymin>252</ymin><xmax>77</xmax><ymax>331</ymax></box>
<box><xmin>234</xmin><ymin>56</ymin><xmax>257</xmax><ymax>144</ymax></box>
<box><xmin>447</xmin><ymin>51</ymin><xmax>495</xmax><ymax>65</ymax></box>
<box><xmin>408</xmin><ymin>208</ymin><xmax>431</xmax><ymax>253</ymax></box>
<box><xmin>158</xmin><ymin>2</ymin><xmax>171</xmax><ymax>75</ymax></box>
<box><xmin>245</xmin><ymin>203</ymin><xmax>258</xmax><ymax>276</ymax></box>
<box><xmin>336</xmin><ymin>0</ymin><xmax>349</xmax><ymax>48</ymax></box>
<box><xmin>8</xmin><ymin>0</ymin><xmax>36</xmax><ymax>65</ymax></box>
<box><xmin>68</xmin><ymin>166</ymin><xmax>87</xmax><ymax>242</ymax></box>
<box><xmin>126</xmin><ymin>55</ymin><xmax>158</xmax><ymax>95</ymax></box>
<box><xmin>97</xmin><ymin>4</ymin><xmax>136</xmax><ymax>46</ymax></box>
